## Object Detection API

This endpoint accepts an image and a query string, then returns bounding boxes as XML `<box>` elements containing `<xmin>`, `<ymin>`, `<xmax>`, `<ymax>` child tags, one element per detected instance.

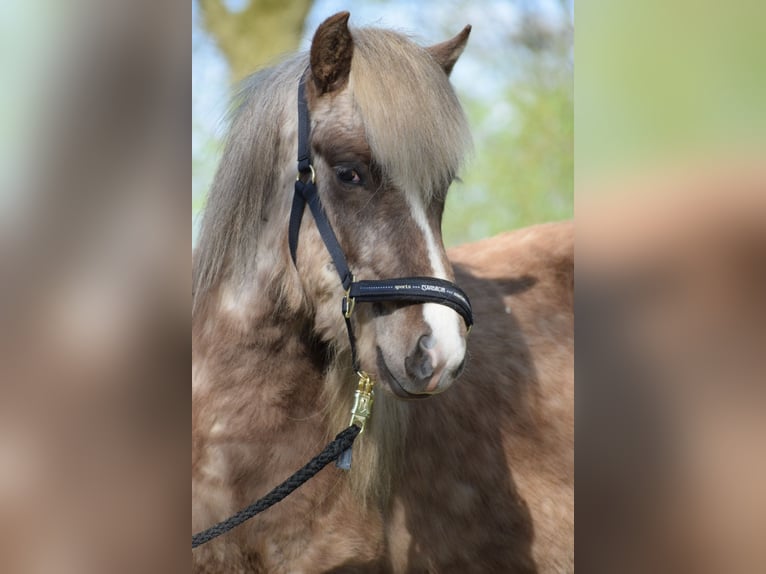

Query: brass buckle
<box><xmin>343</xmin><ymin>275</ymin><xmax>356</xmax><ymax>319</ymax></box>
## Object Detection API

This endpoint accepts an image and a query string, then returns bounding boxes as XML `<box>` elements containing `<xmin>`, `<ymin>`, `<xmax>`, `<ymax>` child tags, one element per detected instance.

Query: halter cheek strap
<box><xmin>289</xmin><ymin>163</ymin><xmax>353</xmax><ymax>291</ymax></box>
<box><xmin>288</xmin><ymin>73</ymin><xmax>474</xmax><ymax>372</ymax></box>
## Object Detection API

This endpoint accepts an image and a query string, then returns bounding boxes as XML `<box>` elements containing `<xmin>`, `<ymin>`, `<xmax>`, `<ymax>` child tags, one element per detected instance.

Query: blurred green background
<box><xmin>192</xmin><ymin>0</ymin><xmax>573</xmax><ymax>247</ymax></box>
<box><xmin>576</xmin><ymin>0</ymin><xmax>766</xmax><ymax>183</ymax></box>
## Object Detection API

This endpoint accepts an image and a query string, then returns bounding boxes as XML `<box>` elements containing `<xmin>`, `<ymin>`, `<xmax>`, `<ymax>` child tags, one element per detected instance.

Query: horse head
<box><xmin>293</xmin><ymin>13</ymin><xmax>473</xmax><ymax>398</ymax></box>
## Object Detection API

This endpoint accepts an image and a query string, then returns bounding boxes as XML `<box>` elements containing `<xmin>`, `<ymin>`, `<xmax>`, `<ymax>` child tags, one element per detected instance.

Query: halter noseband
<box><xmin>288</xmin><ymin>73</ymin><xmax>473</xmax><ymax>391</ymax></box>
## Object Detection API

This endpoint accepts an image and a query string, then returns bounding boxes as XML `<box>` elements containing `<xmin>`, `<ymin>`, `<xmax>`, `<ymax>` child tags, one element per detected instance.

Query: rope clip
<box><xmin>349</xmin><ymin>371</ymin><xmax>375</xmax><ymax>433</ymax></box>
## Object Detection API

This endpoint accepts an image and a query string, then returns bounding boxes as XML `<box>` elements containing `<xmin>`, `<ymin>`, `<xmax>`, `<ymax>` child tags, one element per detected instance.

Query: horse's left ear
<box><xmin>427</xmin><ymin>25</ymin><xmax>472</xmax><ymax>76</ymax></box>
<box><xmin>310</xmin><ymin>11</ymin><xmax>354</xmax><ymax>94</ymax></box>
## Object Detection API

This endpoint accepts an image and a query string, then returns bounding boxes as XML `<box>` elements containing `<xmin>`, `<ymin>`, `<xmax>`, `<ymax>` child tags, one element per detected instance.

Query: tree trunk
<box><xmin>199</xmin><ymin>0</ymin><xmax>313</xmax><ymax>81</ymax></box>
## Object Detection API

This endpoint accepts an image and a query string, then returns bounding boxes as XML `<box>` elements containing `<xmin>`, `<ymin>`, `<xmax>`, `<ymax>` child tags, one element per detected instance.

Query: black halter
<box><xmin>288</xmin><ymin>74</ymin><xmax>473</xmax><ymax>375</ymax></box>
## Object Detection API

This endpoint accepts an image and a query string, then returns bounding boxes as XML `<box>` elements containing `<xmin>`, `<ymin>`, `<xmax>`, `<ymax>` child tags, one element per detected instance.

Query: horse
<box><xmin>192</xmin><ymin>12</ymin><xmax>573</xmax><ymax>573</ymax></box>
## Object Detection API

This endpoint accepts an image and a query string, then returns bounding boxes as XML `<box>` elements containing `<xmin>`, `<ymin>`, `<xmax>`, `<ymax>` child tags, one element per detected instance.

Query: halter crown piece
<box><xmin>288</xmin><ymin>73</ymin><xmax>474</xmax><ymax>469</ymax></box>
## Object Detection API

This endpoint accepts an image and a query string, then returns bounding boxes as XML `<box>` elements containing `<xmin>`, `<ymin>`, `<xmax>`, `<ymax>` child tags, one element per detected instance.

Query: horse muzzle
<box><xmin>376</xmin><ymin>329</ymin><xmax>467</xmax><ymax>399</ymax></box>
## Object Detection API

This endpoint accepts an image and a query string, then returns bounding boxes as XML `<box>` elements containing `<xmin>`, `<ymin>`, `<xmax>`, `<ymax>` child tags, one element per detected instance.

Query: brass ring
<box><xmin>296</xmin><ymin>164</ymin><xmax>316</xmax><ymax>183</ymax></box>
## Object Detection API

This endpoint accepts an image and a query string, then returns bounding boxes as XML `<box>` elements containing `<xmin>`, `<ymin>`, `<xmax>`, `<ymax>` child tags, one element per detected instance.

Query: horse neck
<box><xmin>193</xmin><ymin>218</ymin><xmax>332</xmax><ymax>406</ymax></box>
<box><xmin>193</xmin><ymin>264</ymin><xmax>412</xmax><ymax>506</ymax></box>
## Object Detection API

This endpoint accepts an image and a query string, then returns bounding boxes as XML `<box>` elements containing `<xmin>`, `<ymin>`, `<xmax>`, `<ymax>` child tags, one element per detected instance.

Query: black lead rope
<box><xmin>192</xmin><ymin>426</ymin><xmax>361</xmax><ymax>549</ymax></box>
<box><xmin>193</xmin><ymin>72</ymin><xmax>475</xmax><ymax>550</ymax></box>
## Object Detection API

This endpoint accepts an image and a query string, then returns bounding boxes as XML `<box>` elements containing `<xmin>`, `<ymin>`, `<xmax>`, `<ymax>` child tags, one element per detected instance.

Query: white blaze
<box><xmin>406</xmin><ymin>193</ymin><xmax>466</xmax><ymax>373</ymax></box>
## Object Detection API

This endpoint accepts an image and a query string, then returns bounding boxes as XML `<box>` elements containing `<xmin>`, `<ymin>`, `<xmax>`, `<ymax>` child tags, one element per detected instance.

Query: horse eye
<box><xmin>335</xmin><ymin>167</ymin><xmax>362</xmax><ymax>185</ymax></box>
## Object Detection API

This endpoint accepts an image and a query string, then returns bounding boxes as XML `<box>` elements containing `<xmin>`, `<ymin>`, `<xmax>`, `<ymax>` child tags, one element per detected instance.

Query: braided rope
<box><xmin>192</xmin><ymin>425</ymin><xmax>361</xmax><ymax>549</ymax></box>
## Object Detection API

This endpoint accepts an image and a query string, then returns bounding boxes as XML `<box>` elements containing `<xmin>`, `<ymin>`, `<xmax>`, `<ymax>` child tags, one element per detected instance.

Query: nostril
<box><xmin>418</xmin><ymin>355</ymin><xmax>435</xmax><ymax>380</ymax></box>
<box><xmin>419</xmin><ymin>334</ymin><xmax>436</xmax><ymax>350</ymax></box>
<box><xmin>405</xmin><ymin>337</ymin><xmax>436</xmax><ymax>384</ymax></box>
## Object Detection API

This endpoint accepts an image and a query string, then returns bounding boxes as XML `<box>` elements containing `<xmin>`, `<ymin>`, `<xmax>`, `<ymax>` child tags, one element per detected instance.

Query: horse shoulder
<box><xmin>447</xmin><ymin>221</ymin><xmax>574</xmax><ymax>571</ymax></box>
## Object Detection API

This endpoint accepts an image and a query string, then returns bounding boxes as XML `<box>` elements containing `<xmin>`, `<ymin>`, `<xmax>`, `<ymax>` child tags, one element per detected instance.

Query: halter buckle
<box><xmin>343</xmin><ymin>276</ymin><xmax>356</xmax><ymax>318</ymax></box>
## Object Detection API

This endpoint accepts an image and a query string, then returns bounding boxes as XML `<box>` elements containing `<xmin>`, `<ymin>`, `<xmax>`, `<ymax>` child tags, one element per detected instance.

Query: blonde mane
<box><xmin>322</xmin><ymin>357</ymin><xmax>411</xmax><ymax>505</ymax></box>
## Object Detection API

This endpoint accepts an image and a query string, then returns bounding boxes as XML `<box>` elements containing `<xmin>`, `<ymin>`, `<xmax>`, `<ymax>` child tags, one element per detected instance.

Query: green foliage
<box><xmin>444</xmin><ymin>78</ymin><xmax>573</xmax><ymax>246</ymax></box>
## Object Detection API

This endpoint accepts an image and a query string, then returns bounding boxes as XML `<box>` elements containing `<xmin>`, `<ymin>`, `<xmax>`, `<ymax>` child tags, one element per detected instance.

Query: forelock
<box><xmin>348</xmin><ymin>28</ymin><xmax>472</xmax><ymax>200</ymax></box>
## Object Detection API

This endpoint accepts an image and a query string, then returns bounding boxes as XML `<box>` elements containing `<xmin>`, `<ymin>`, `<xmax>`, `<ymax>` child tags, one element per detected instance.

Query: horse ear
<box><xmin>427</xmin><ymin>25</ymin><xmax>471</xmax><ymax>76</ymax></box>
<box><xmin>310</xmin><ymin>12</ymin><xmax>354</xmax><ymax>94</ymax></box>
